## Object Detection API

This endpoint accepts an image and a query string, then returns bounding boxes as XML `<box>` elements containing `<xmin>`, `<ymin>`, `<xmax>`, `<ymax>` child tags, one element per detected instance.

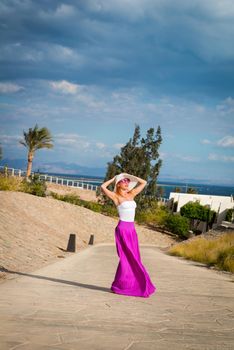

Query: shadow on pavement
<box><xmin>0</xmin><ymin>266</ymin><xmax>112</xmax><ymax>293</ymax></box>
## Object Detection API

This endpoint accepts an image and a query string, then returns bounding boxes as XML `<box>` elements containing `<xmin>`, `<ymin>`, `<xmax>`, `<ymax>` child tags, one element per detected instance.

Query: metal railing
<box><xmin>0</xmin><ymin>165</ymin><xmax>170</xmax><ymax>200</ymax></box>
<box><xmin>39</xmin><ymin>173</ymin><xmax>99</xmax><ymax>191</ymax></box>
<box><xmin>0</xmin><ymin>166</ymin><xmax>99</xmax><ymax>191</ymax></box>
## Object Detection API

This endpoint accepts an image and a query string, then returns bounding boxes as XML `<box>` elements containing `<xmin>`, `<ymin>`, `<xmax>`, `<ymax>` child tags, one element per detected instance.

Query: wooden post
<box><xmin>89</xmin><ymin>234</ymin><xmax>94</xmax><ymax>245</ymax></box>
<box><xmin>67</xmin><ymin>234</ymin><xmax>76</xmax><ymax>252</ymax></box>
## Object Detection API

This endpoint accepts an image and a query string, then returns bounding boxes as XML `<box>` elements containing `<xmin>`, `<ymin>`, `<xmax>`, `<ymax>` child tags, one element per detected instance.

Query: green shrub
<box><xmin>225</xmin><ymin>208</ymin><xmax>234</xmax><ymax>222</ymax></box>
<box><xmin>101</xmin><ymin>204</ymin><xmax>118</xmax><ymax>217</ymax></box>
<box><xmin>180</xmin><ymin>201</ymin><xmax>216</xmax><ymax>222</ymax></box>
<box><xmin>50</xmin><ymin>192</ymin><xmax>82</xmax><ymax>204</ymax></box>
<box><xmin>154</xmin><ymin>206</ymin><xmax>171</xmax><ymax>226</ymax></box>
<box><xmin>135</xmin><ymin>205</ymin><xmax>169</xmax><ymax>226</ymax></box>
<box><xmin>164</xmin><ymin>214</ymin><xmax>190</xmax><ymax>238</ymax></box>
<box><xmin>180</xmin><ymin>200</ymin><xmax>217</xmax><ymax>231</ymax></box>
<box><xmin>50</xmin><ymin>192</ymin><xmax>104</xmax><ymax>213</ymax></box>
<box><xmin>135</xmin><ymin>210</ymin><xmax>149</xmax><ymax>224</ymax></box>
<box><xmin>83</xmin><ymin>201</ymin><xmax>103</xmax><ymax>213</ymax></box>
<box><xmin>50</xmin><ymin>192</ymin><xmax>61</xmax><ymax>200</ymax></box>
<box><xmin>20</xmin><ymin>174</ymin><xmax>47</xmax><ymax>197</ymax></box>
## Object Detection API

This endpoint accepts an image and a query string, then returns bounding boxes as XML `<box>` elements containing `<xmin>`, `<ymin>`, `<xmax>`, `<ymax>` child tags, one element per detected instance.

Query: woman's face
<box><xmin>117</xmin><ymin>178</ymin><xmax>130</xmax><ymax>191</ymax></box>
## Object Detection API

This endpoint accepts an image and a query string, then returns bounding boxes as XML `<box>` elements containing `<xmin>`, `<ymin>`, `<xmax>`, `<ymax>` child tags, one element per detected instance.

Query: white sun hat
<box><xmin>113</xmin><ymin>172</ymin><xmax>139</xmax><ymax>193</ymax></box>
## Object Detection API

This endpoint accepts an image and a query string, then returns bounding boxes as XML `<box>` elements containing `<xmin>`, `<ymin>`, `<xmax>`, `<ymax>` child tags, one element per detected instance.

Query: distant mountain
<box><xmin>0</xmin><ymin>158</ymin><xmax>106</xmax><ymax>177</ymax></box>
<box><xmin>0</xmin><ymin>158</ymin><xmax>28</xmax><ymax>170</ymax></box>
<box><xmin>1</xmin><ymin>158</ymin><xmax>233</xmax><ymax>185</ymax></box>
<box><xmin>158</xmin><ymin>175</ymin><xmax>218</xmax><ymax>185</ymax></box>
<box><xmin>158</xmin><ymin>174</ymin><xmax>234</xmax><ymax>186</ymax></box>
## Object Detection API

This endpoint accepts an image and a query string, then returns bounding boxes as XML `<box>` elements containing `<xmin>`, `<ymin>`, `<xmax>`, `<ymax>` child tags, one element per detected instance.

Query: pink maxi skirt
<box><xmin>111</xmin><ymin>220</ymin><xmax>156</xmax><ymax>298</ymax></box>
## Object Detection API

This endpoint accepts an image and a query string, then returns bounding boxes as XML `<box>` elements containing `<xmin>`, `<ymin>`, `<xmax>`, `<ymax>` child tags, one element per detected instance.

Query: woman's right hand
<box><xmin>101</xmin><ymin>175</ymin><xmax>116</xmax><ymax>188</ymax></box>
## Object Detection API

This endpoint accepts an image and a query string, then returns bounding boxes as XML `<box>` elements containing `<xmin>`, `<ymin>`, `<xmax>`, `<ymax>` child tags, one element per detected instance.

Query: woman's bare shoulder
<box><xmin>114</xmin><ymin>193</ymin><xmax>135</xmax><ymax>206</ymax></box>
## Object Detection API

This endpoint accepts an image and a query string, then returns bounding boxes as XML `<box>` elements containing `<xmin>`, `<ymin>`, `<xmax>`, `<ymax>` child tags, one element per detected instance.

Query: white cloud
<box><xmin>203</xmin><ymin>0</ymin><xmax>234</xmax><ymax>18</ymax></box>
<box><xmin>39</xmin><ymin>4</ymin><xmax>76</xmax><ymax>19</ymax></box>
<box><xmin>208</xmin><ymin>153</ymin><xmax>234</xmax><ymax>162</ymax></box>
<box><xmin>95</xmin><ymin>142</ymin><xmax>106</xmax><ymax>149</ymax></box>
<box><xmin>50</xmin><ymin>80</ymin><xmax>81</xmax><ymax>95</ymax></box>
<box><xmin>208</xmin><ymin>153</ymin><xmax>218</xmax><ymax>161</ymax></box>
<box><xmin>113</xmin><ymin>143</ymin><xmax>125</xmax><ymax>149</ymax></box>
<box><xmin>201</xmin><ymin>139</ymin><xmax>211</xmax><ymax>144</ymax></box>
<box><xmin>216</xmin><ymin>97</ymin><xmax>234</xmax><ymax>115</ymax></box>
<box><xmin>51</xmin><ymin>4</ymin><xmax>75</xmax><ymax>18</ymax></box>
<box><xmin>0</xmin><ymin>42</ymin><xmax>83</xmax><ymax>65</ymax></box>
<box><xmin>175</xmin><ymin>154</ymin><xmax>201</xmax><ymax>162</ymax></box>
<box><xmin>224</xmin><ymin>96</ymin><xmax>234</xmax><ymax>106</ymax></box>
<box><xmin>54</xmin><ymin>133</ymin><xmax>90</xmax><ymax>149</ymax></box>
<box><xmin>49</xmin><ymin>80</ymin><xmax>105</xmax><ymax>108</ymax></box>
<box><xmin>160</xmin><ymin>152</ymin><xmax>200</xmax><ymax>162</ymax></box>
<box><xmin>0</xmin><ymin>134</ymin><xmax>23</xmax><ymax>150</ymax></box>
<box><xmin>0</xmin><ymin>134</ymin><xmax>21</xmax><ymax>143</ymax></box>
<box><xmin>45</xmin><ymin>44</ymin><xmax>83</xmax><ymax>65</ymax></box>
<box><xmin>75</xmin><ymin>93</ymin><xmax>106</xmax><ymax>109</ymax></box>
<box><xmin>0</xmin><ymin>43</ymin><xmax>43</xmax><ymax>63</ymax></box>
<box><xmin>53</xmin><ymin>133</ymin><xmax>113</xmax><ymax>159</ymax></box>
<box><xmin>217</xmin><ymin>135</ymin><xmax>234</xmax><ymax>147</ymax></box>
<box><xmin>52</xmin><ymin>133</ymin><xmax>116</xmax><ymax>159</ymax></box>
<box><xmin>85</xmin><ymin>0</ymin><xmax>148</xmax><ymax>20</ymax></box>
<box><xmin>0</xmin><ymin>82</ymin><xmax>23</xmax><ymax>93</ymax></box>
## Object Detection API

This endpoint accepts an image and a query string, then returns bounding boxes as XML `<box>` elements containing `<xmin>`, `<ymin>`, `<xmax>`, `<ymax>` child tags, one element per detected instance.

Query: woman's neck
<box><xmin>118</xmin><ymin>189</ymin><xmax>131</xmax><ymax>198</ymax></box>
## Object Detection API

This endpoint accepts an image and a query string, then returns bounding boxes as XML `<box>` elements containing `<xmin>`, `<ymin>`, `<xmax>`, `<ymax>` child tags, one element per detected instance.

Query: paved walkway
<box><xmin>0</xmin><ymin>243</ymin><xmax>233</xmax><ymax>350</ymax></box>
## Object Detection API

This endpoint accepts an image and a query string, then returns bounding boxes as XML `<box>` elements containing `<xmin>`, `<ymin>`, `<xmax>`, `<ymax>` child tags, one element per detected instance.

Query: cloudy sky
<box><xmin>0</xmin><ymin>0</ymin><xmax>234</xmax><ymax>184</ymax></box>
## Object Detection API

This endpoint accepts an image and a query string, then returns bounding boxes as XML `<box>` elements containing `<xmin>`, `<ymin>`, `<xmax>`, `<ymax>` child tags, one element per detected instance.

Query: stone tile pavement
<box><xmin>0</xmin><ymin>243</ymin><xmax>233</xmax><ymax>349</ymax></box>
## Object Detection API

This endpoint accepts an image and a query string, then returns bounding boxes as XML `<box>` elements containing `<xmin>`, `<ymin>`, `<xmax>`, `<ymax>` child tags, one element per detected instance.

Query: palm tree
<box><xmin>19</xmin><ymin>124</ymin><xmax>54</xmax><ymax>179</ymax></box>
<box><xmin>174</xmin><ymin>186</ymin><xmax>181</xmax><ymax>193</ymax></box>
<box><xmin>186</xmin><ymin>187</ymin><xmax>198</xmax><ymax>194</ymax></box>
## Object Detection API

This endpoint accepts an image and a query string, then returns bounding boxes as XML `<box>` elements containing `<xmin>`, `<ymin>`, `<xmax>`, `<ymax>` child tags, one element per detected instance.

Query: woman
<box><xmin>101</xmin><ymin>172</ymin><xmax>156</xmax><ymax>298</ymax></box>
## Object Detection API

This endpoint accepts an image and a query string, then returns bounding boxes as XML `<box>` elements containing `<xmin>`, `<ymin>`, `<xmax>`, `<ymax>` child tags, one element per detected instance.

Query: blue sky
<box><xmin>0</xmin><ymin>0</ymin><xmax>234</xmax><ymax>184</ymax></box>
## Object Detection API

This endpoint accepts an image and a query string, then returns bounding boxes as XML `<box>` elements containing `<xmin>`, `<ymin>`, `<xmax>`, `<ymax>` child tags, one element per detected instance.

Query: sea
<box><xmin>38</xmin><ymin>171</ymin><xmax>234</xmax><ymax>199</ymax></box>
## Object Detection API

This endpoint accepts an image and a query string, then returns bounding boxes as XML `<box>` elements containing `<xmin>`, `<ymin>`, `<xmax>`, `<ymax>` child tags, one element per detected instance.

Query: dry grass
<box><xmin>168</xmin><ymin>232</ymin><xmax>234</xmax><ymax>273</ymax></box>
<box><xmin>0</xmin><ymin>175</ymin><xmax>23</xmax><ymax>191</ymax></box>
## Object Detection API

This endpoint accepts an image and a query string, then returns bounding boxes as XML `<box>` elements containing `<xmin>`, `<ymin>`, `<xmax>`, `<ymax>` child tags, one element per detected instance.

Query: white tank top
<box><xmin>117</xmin><ymin>200</ymin><xmax>137</xmax><ymax>222</ymax></box>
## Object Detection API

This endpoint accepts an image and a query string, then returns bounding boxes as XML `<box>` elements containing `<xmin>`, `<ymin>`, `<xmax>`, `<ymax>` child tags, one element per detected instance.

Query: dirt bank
<box><xmin>0</xmin><ymin>191</ymin><xmax>176</xmax><ymax>282</ymax></box>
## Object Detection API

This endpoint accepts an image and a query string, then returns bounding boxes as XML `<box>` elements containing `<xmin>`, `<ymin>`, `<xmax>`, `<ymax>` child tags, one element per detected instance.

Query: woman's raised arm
<box><xmin>130</xmin><ymin>175</ymin><xmax>147</xmax><ymax>196</ymax></box>
<box><xmin>100</xmin><ymin>176</ymin><xmax>117</xmax><ymax>201</ymax></box>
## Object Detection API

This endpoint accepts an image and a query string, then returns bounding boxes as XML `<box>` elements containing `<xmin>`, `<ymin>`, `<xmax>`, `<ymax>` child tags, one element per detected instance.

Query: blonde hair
<box><xmin>116</xmin><ymin>182</ymin><xmax>131</xmax><ymax>196</ymax></box>
<box><xmin>116</xmin><ymin>183</ymin><xmax>121</xmax><ymax>195</ymax></box>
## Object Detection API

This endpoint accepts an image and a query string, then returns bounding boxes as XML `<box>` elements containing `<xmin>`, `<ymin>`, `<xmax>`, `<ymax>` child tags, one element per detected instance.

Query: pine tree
<box><xmin>96</xmin><ymin>124</ymin><xmax>163</xmax><ymax>208</ymax></box>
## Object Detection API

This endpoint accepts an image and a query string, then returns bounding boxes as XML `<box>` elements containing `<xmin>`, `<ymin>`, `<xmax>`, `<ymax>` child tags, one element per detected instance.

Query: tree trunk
<box><xmin>26</xmin><ymin>151</ymin><xmax>34</xmax><ymax>179</ymax></box>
